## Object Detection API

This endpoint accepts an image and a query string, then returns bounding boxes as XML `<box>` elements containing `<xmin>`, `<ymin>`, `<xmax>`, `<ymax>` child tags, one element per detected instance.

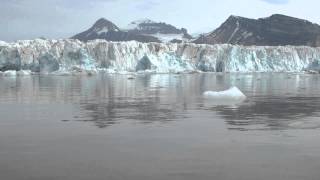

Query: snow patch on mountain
<box><xmin>151</xmin><ymin>33</ymin><xmax>185</xmax><ymax>43</ymax></box>
<box><xmin>95</xmin><ymin>27</ymin><xmax>119</xmax><ymax>35</ymax></box>
<box><xmin>125</xmin><ymin>19</ymin><xmax>157</xmax><ymax>30</ymax></box>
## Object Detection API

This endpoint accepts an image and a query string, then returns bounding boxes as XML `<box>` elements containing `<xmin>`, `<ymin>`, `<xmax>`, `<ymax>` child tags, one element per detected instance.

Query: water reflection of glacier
<box><xmin>213</xmin><ymin>96</ymin><xmax>320</xmax><ymax>131</ymax></box>
<box><xmin>0</xmin><ymin>73</ymin><xmax>319</xmax><ymax>130</ymax></box>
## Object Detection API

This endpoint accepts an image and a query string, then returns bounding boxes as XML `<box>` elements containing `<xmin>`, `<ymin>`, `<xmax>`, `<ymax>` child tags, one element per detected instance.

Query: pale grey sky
<box><xmin>1</xmin><ymin>0</ymin><xmax>319</xmax><ymax>41</ymax></box>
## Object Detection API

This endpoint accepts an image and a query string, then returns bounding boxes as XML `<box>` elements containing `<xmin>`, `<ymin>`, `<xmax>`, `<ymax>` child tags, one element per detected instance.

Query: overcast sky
<box><xmin>1</xmin><ymin>0</ymin><xmax>319</xmax><ymax>41</ymax></box>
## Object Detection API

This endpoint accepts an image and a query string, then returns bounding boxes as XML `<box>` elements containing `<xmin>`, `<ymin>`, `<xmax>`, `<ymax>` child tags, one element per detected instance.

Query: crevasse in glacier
<box><xmin>0</xmin><ymin>39</ymin><xmax>320</xmax><ymax>73</ymax></box>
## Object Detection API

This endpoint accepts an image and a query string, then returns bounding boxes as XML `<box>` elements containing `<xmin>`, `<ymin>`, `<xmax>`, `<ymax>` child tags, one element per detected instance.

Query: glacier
<box><xmin>0</xmin><ymin>39</ymin><xmax>320</xmax><ymax>74</ymax></box>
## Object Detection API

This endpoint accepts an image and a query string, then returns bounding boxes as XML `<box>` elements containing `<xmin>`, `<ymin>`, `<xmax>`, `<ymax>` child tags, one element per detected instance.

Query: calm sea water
<box><xmin>0</xmin><ymin>73</ymin><xmax>320</xmax><ymax>180</ymax></box>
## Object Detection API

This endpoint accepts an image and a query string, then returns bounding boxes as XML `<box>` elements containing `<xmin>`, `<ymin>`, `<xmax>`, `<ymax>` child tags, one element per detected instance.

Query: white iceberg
<box><xmin>203</xmin><ymin>87</ymin><xmax>246</xmax><ymax>101</ymax></box>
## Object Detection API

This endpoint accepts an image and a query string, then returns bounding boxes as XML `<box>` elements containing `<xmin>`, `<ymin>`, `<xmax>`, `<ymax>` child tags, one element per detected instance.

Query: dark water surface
<box><xmin>0</xmin><ymin>73</ymin><xmax>320</xmax><ymax>180</ymax></box>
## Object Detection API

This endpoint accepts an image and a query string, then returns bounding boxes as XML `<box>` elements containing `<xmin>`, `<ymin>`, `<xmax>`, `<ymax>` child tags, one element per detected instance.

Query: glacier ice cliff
<box><xmin>0</xmin><ymin>39</ymin><xmax>320</xmax><ymax>73</ymax></box>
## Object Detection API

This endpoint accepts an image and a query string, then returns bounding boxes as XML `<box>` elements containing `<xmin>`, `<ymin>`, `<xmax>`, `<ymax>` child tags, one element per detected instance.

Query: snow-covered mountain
<box><xmin>72</xmin><ymin>18</ymin><xmax>161</xmax><ymax>43</ymax></box>
<box><xmin>72</xmin><ymin>18</ymin><xmax>193</xmax><ymax>43</ymax></box>
<box><xmin>194</xmin><ymin>14</ymin><xmax>320</xmax><ymax>46</ymax></box>
<box><xmin>1</xmin><ymin>39</ymin><xmax>319</xmax><ymax>74</ymax></box>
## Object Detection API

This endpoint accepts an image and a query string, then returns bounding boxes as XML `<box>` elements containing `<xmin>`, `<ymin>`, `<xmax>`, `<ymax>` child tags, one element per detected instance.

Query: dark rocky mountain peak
<box><xmin>71</xmin><ymin>18</ymin><xmax>160</xmax><ymax>43</ymax></box>
<box><xmin>194</xmin><ymin>14</ymin><xmax>320</xmax><ymax>47</ymax></box>
<box><xmin>92</xmin><ymin>18</ymin><xmax>120</xmax><ymax>32</ymax></box>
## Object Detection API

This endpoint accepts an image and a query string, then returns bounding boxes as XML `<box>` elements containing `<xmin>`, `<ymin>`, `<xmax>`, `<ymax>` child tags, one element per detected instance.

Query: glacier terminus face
<box><xmin>0</xmin><ymin>39</ymin><xmax>320</xmax><ymax>74</ymax></box>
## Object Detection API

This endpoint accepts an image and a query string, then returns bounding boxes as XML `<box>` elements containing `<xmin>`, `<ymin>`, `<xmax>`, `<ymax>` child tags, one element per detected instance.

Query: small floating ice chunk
<box><xmin>105</xmin><ymin>69</ymin><xmax>117</xmax><ymax>74</ymax></box>
<box><xmin>0</xmin><ymin>41</ymin><xmax>7</xmax><ymax>47</ymax></box>
<box><xmin>85</xmin><ymin>69</ymin><xmax>98</xmax><ymax>76</ymax></box>
<box><xmin>203</xmin><ymin>87</ymin><xmax>246</xmax><ymax>101</ymax></box>
<box><xmin>3</xmin><ymin>70</ymin><xmax>17</xmax><ymax>76</ymax></box>
<box><xmin>17</xmin><ymin>70</ymin><xmax>32</xmax><ymax>76</ymax></box>
<box><xmin>52</xmin><ymin>70</ymin><xmax>72</xmax><ymax>76</ymax></box>
<box><xmin>127</xmin><ymin>75</ymin><xmax>136</xmax><ymax>80</ymax></box>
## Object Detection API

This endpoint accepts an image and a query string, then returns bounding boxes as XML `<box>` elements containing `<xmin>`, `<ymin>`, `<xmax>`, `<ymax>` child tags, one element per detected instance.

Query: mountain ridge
<box><xmin>72</xmin><ymin>18</ymin><xmax>192</xmax><ymax>43</ymax></box>
<box><xmin>193</xmin><ymin>14</ymin><xmax>320</xmax><ymax>47</ymax></box>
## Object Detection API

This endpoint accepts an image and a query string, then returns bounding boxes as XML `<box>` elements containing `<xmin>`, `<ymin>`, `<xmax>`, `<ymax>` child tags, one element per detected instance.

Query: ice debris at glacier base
<box><xmin>203</xmin><ymin>87</ymin><xmax>247</xmax><ymax>101</ymax></box>
<box><xmin>2</xmin><ymin>70</ymin><xmax>17</xmax><ymax>76</ymax></box>
<box><xmin>304</xmin><ymin>59</ymin><xmax>320</xmax><ymax>74</ymax></box>
<box><xmin>0</xmin><ymin>70</ymin><xmax>32</xmax><ymax>77</ymax></box>
<box><xmin>1</xmin><ymin>39</ymin><xmax>320</xmax><ymax>74</ymax></box>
